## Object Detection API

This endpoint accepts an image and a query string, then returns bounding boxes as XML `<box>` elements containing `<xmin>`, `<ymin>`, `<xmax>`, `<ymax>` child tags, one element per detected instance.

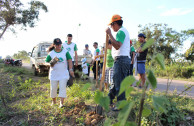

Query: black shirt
<box><xmin>137</xmin><ymin>42</ymin><xmax>148</xmax><ymax>61</ymax></box>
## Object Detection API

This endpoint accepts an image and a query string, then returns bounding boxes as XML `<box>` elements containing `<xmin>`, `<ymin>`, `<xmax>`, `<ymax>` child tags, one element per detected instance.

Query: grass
<box><xmin>0</xmin><ymin>65</ymin><xmax>194</xmax><ymax>125</ymax></box>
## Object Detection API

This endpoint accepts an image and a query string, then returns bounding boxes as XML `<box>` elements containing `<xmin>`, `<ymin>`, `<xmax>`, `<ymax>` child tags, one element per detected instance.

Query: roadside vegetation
<box><xmin>0</xmin><ymin>44</ymin><xmax>193</xmax><ymax>126</ymax></box>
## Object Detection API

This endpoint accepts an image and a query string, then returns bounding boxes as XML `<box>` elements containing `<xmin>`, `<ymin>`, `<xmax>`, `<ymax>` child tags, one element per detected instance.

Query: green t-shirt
<box><xmin>106</xmin><ymin>49</ymin><xmax>114</xmax><ymax>68</ymax></box>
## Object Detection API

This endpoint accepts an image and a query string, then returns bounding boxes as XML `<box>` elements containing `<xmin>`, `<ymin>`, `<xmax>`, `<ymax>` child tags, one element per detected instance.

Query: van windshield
<box><xmin>41</xmin><ymin>45</ymin><xmax>51</xmax><ymax>57</ymax></box>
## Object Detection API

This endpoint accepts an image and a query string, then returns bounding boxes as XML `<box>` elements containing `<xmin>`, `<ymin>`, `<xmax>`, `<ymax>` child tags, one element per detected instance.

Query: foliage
<box><xmin>13</xmin><ymin>50</ymin><xmax>29</xmax><ymax>59</ymax></box>
<box><xmin>154</xmin><ymin>61</ymin><xmax>194</xmax><ymax>79</ymax></box>
<box><xmin>184</xmin><ymin>42</ymin><xmax>194</xmax><ymax>62</ymax></box>
<box><xmin>0</xmin><ymin>0</ymin><xmax>48</xmax><ymax>39</ymax></box>
<box><xmin>138</xmin><ymin>23</ymin><xmax>185</xmax><ymax>60</ymax></box>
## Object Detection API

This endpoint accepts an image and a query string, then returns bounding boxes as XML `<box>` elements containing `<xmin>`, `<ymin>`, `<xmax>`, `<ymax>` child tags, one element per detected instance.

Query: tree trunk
<box><xmin>0</xmin><ymin>23</ymin><xmax>9</xmax><ymax>39</ymax></box>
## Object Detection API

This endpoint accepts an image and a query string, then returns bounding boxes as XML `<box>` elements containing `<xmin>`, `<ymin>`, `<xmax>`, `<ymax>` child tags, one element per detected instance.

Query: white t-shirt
<box><xmin>46</xmin><ymin>49</ymin><xmax>71</xmax><ymax>80</ymax></box>
<box><xmin>82</xmin><ymin>62</ymin><xmax>88</xmax><ymax>74</ymax></box>
<box><xmin>62</xmin><ymin>41</ymin><xmax>78</xmax><ymax>61</ymax></box>
<box><xmin>112</xmin><ymin>26</ymin><xmax>130</xmax><ymax>59</ymax></box>
<box><xmin>93</xmin><ymin>48</ymin><xmax>101</xmax><ymax>61</ymax></box>
<box><xmin>83</xmin><ymin>49</ymin><xmax>92</xmax><ymax>56</ymax></box>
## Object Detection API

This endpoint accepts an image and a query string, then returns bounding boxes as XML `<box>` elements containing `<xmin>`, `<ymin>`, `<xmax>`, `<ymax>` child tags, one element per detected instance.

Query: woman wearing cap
<box><xmin>46</xmin><ymin>38</ymin><xmax>74</xmax><ymax>108</ymax></box>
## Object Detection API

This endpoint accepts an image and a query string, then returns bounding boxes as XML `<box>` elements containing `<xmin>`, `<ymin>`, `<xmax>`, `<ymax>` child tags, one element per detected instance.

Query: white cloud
<box><xmin>160</xmin><ymin>8</ymin><xmax>193</xmax><ymax>16</ymax></box>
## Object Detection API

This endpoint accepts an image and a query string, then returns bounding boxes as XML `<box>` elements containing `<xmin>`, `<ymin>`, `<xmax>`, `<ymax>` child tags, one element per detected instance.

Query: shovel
<box><xmin>95</xmin><ymin>34</ymin><xmax>109</xmax><ymax>115</ymax></box>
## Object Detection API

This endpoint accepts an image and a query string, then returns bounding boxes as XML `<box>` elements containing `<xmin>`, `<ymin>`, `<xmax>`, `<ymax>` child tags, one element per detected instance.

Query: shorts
<box><xmin>137</xmin><ymin>62</ymin><xmax>145</xmax><ymax>74</ymax></box>
<box><xmin>104</xmin><ymin>67</ymin><xmax>113</xmax><ymax>84</ymax></box>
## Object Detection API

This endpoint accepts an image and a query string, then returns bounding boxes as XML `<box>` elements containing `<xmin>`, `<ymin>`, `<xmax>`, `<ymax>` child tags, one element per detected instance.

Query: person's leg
<box><xmin>67</xmin><ymin>61</ymin><xmax>74</xmax><ymax>87</ymax></box>
<box><xmin>129</xmin><ymin>64</ymin><xmax>133</xmax><ymax>75</ymax></box>
<box><xmin>59</xmin><ymin>79</ymin><xmax>68</xmax><ymax>107</ymax></box>
<box><xmin>50</xmin><ymin>80</ymin><xmax>58</xmax><ymax>105</ymax></box>
<box><xmin>114</xmin><ymin>57</ymin><xmax>130</xmax><ymax>102</ymax></box>
<box><xmin>93</xmin><ymin>61</ymin><xmax>96</xmax><ymax>79</ymax></box>
<box><xmin>87</xmin><ymin>66</ymin><xmax>90</xmax><ymax>76</ymax></box>
<box><xmin>137</xmin><ymin>62</ymin><xmax>146</xmax><ymax>87</ymax></box>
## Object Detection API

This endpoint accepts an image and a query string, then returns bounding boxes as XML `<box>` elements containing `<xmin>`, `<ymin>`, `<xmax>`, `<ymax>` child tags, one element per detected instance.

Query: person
<box><xmin>83</xmin><ymin>44</ymin><xmax>92</xmax><ymax>56</ymax></box>
<box><xmin>129</xmin><ymin>40</ymin><xmax>136</xmax><ymax>75</ymax></box>
<box><xmin>83</xmin><ymin>44</ymin><xmax>92</xmax><ymax>76</ymax></box>
<box><xmin>81</xmin><ymin>57</ymin><xmax>89</xmax><ymax>80</ymax></box>
<box><xmin>92</xmin><ymin>42</ymin><xmax>101</xmax><ymax>80</ymax></box>
<box><xmin>99</xmin><ymin>46</ymin><xmax>105</xmax><ymax>80</ymax></box>
<box><xmin>45</xmin><ymin>38</ymin><xmax>74</xmax><ymax>108</ymax></box>
<box><xmin>104</xmin><ymin>40</ymin><xmax>114</xmax><ymax>90</ymax></box>
<box><xmin>62</xmin><ymin>34</ymin><xmax>78</xmax><ymax>86</ymax></box>
<box><xmin>136</xmin><ymin>33</ymin><xmax>148</xmax><ymax>88</ymax></box>
<box><xmin>105</xmin><ymin>14</ymin><xmax>131</xmax><ymax>109</ymax></box>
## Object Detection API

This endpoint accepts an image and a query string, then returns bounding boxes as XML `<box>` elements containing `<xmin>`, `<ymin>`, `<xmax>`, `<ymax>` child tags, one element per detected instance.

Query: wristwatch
<box><xmin>69</xmin><ymin>69</ymin><xmax>73</xmax><ymax>71</ymax></box>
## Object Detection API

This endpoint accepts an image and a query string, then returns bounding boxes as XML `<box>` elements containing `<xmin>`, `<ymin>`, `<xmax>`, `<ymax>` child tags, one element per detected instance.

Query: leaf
<box><xmin>94</xmin><ymin>91</ymin><xmax>110</xmax><ymax>111</ymax></box>
<box><xmin>119</xmin><ymin>76</ymin><xmax>136</xmax><ymax>95</ymax></box>
<box><xmin>118</xmin><ymin>100</ymin><xmax>128</xmax><ymax>109</ymax></box>
<box><xmin>125</xmin><ymin>121</ymin><xmax>137</xmax><ymax>126</ymax></box>
<box><xmin>125</xmin><ymin>86</ymin><xmax>134</xmax><ymax>98</ymax></box>
<box><xmin>81</xmin><ymin>83</ymin><xmax>91</xmax><ymax>92</ymax></box>
<box><xmin>142</xmin><ymin>39</ymin><xmax>154</xmax><ymax>51</ymax></box>
<box><xmin>147</xmin><ymin>70</ymin><xmax>157</xmax><ymax>89</ymax></box>
<box><xmin>152</xmin><ymin>96</ymin><xmax>169</xmax><ymax>113</ymax></box>
<box><xmin>94</xmin><ymin>90</ymin><xmax>103</xmax><ymax>104</ymax></box>
<box><xmin>142</xmin><ymin>108</ymin><xmax>151</xmax><ymax>117</ymax></box>
<box><xmin>155</xmin><ymin>53</ymin><xmax>165</xmax><ymax>70</ymax></box>
<box><xmin>104</xmin><ymin>118</ymin><xmax>111</xmax><ymax>126</ymax></box>
<box><xmin>118</xmin><ymin>101</ymin><xmax>135</xmax><ymax>126</ymax></box>
<box><xmin>99</xmin><ymin>96</ymin><xmax>110</xmax><ymax>111</ymax></box>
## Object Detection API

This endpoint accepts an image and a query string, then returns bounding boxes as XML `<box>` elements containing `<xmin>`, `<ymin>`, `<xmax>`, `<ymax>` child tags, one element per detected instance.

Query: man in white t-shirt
<box><xmin>62</xmin><ymin>34</ymin><xmax>78</xmax><ymax>86</ymax></box>
<box><xmin>105</xmin><ymin>14</ymin><xmax>131</xmax><ymax>110</ymax></box>
<box><xmin>92</xmin><ymin>42</ymin><xmax>101</xmax><ymax>80</ymax></box>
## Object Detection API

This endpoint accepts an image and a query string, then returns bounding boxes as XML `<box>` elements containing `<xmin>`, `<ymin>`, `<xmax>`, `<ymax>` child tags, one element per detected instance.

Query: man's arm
<box><xmin>75</xmin><ymin>51</ymin><xmax>78</xmax><ymax>66</ymax></box>
<box><xmin>108</xmin><ymin>33</ymin><xmax>122</xmax><ymax>50</ymax></box>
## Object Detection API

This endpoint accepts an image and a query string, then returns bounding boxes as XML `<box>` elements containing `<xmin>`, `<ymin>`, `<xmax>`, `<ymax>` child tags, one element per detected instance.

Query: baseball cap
<box><xmin>138</xmin><ymin>33</ymin><xmax>146</xmax><ymax>38</ymax></box>
<box><xmin>130</xmin><ymin>40</ymin><xmax>132</xmax><ymax>45</ymax></box>
<box><xmin>109</xmin><ymin>14</ymin><xmax>122</xmax><ymax>25</ymax></box>
<box><xmin>53</xmin><ymin>38</ymin><xmax>62</xmax><ymax>45</ymax></box>
<box><xmin>85</xmin><ymin>44</ymin><xmax>89</xmax><ymax>47</ymax></box>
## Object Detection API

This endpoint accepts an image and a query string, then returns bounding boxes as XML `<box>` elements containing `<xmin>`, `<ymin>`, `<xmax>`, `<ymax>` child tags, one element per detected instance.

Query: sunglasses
<box><xmin>110</xmin><ymin>22</ymin><xmax>115</xmax><ymax>26</ymax></box>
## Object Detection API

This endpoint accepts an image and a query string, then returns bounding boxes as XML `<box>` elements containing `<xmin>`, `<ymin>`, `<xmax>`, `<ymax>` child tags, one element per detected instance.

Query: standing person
<box><xmin>105</xmin><ymin>14</ymin><xmax>131</xmax><ymax>109</ymax></box>
<box><xmin>129</xmin><ymin>40</ymin><xmax>136</xmax><ymax>75</ymax></box>
<box><xmin>83</xmin><ymin>44</ymin><xmax>92</xmax><ymax>56</ymax></box>
<box><xmin>136</xmin><ymin>33</ymin><xmax>148</xmax><ymax>88</ymax></box>
<box><xmin>45</xmin><ymin>38</ymin><xmax>74</xmax><ymax>108</ymax></box>
<box><xmin>99</xmin><ymin>46</ymin><xmax>105</xmax><ymax>80</ymax></box>
<box><xmin>104</xmin><ymin>40</ymin><xmax>114</xmax><ymax>90</ymax></box>
<box><xmin>83</xmin><ymin>44</ymin><xmax>92</xmax><ymax>76</ymax></box>
<box><xmin>62</xmin><ymin>34</ymin><xmax>78</xmax><ymax>86</ymax></box>
<box><xmin>92</xmin><ymin>42</ymin><xmax>101</xmax><ymax>80</ymax></box>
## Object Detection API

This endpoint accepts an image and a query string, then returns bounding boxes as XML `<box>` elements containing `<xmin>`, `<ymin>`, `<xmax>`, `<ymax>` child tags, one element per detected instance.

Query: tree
<box><xmin>0</xmin><ymin>0</ymin><xmax>48</xmax><ymax>39</ymax></box>
<box><xmin>13</xmin><ymin>50</ymin><xmax>29</xmax><ymax>60</ymax></box>
<box><xmin>138</xmin><ymin>24</ymin><xmax>184</xmax><ymax>60</ymax></box>
<box><xmin>184</xmin><ymin>42</ymin><xmax>194</xmax><ymax>62</ymax></box>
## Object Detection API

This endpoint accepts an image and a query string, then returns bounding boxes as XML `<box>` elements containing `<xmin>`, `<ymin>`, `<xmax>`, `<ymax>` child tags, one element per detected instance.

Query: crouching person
<box><xmin>46</xmin><ymin>38</ymin><xmax>74</xmax><ymax>108</ymax></box>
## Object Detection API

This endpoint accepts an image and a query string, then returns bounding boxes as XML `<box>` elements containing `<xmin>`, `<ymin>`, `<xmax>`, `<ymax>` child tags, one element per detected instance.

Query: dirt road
<box><xmin>22</xmin><ymin>63</ymin><xmax>194</xmax><ymax>97</ymax></box>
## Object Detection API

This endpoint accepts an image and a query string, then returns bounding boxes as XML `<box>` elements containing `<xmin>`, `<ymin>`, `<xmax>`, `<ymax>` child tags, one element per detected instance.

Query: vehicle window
<box><xmin>41</xmin><ymin>45</ymin><xmax>51</xmax><ymax>57</ymax></box>
<box><xmin>32</xmin><ymin>46</ymin><xmax>38</xmax><ymax>57</ymax></box>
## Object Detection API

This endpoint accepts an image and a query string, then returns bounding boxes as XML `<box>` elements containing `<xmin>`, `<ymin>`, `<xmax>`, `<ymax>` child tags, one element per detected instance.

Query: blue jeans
<box><xmin>109</xmin><ymin>56</ymin><xmax>131</xmax><ymax>104</ymax></box>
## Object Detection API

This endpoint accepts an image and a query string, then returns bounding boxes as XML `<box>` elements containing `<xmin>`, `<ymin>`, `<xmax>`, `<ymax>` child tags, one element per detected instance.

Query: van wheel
<box><xmin>33</xmin><ymin>66</ymin><xmax>38</xmax><ymax>76</ymax></box>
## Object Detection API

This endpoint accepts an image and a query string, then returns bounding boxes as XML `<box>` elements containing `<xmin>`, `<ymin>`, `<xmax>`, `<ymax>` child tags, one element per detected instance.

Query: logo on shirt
<box><xmin>66</xmin><ymin>47</ymin><xmax>71</xmax><ymax>52</ymax></box>
<box><xmin>58</xmin><ymin>57</ymin><xmax>64</xmax><ymax>62</ymax></box>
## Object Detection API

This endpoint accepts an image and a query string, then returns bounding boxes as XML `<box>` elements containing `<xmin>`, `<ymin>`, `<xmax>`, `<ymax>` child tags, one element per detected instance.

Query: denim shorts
<box><xmin>137</xmin><ymin>62</ymin><xmax>145</xmax><ymax>74</ymax></box>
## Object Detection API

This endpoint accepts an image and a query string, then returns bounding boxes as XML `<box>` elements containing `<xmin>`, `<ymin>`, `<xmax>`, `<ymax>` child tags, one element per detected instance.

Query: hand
<box><xmin>105</xmin><ymin>27</ymin><xmax>111</xmax><ymax>35</ymax></box>
<box><xmin>70</xmin><ymin>71</ymin><xmax>75</xmax><ymax>78</ymax></box>
<box><xmin>131</xmin><ymin>61</ymin><xmax>133</xmax><ymax>64</ymax></box>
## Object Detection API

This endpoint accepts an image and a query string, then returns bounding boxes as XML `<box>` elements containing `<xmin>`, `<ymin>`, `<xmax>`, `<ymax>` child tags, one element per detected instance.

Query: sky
<box><xmin>0</xmin><ymin>0</ymin><xmax>194</xmax><ymax>58</ymax></box>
